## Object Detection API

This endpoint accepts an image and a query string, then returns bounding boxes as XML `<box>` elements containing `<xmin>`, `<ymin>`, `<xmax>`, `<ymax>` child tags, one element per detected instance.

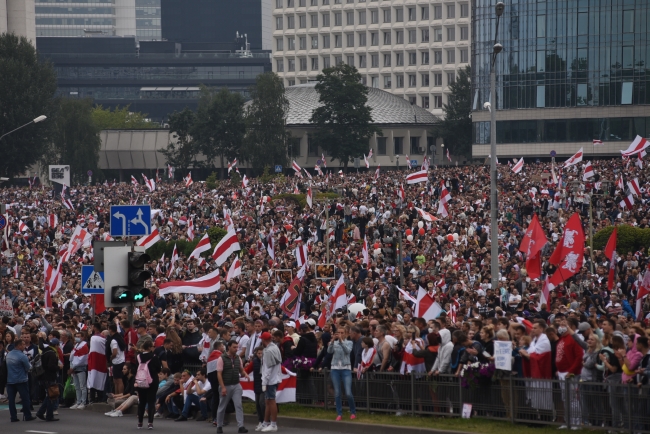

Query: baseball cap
<box><xmin>260</xmin><ymin>332</ymin><xmax>272</xmax><ymax>341</ymax></box>
<box><xmin>306</xmin><ymin>318</ymin><xmax>316</xmax><ymax>327</ymax></box>
<box><xmin>285</xmin><ymin>321</ymin><xmax>296</xmax><ymax>328</ymax></box>
<box><xmin>224</xmin><ymin>322</ymin><xmax>234</xmax><ymax>328</ymax></box>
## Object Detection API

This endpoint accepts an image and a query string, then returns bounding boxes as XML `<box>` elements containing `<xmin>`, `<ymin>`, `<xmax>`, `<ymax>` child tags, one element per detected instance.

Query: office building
<box><xmin>472</xmin><ymin>0</ymin><xmax>650</xmax><ymax>159</ymax></box>
<box><xmin>161</xmin><ymin>0</ymin><xmax>271</xmax><ymax>50</ymax></box>
<box><xmin>37</xmin><ymin>36</ymin><xmax>271</xmax><ymax>122</ymax></box>
<box><xmin>1</xmin><ymin>0</ymin><xmax>36</xmax><ymax>42</ymax></box>
<box><xmin>271</xmin><ymin>0</ymin><xmax>471</xmax><ymax>116</ymax></box>
<box><xmin>34</xmin><ymin>0</ymin><xmax>161</xmax><ymax>40</ymax></box>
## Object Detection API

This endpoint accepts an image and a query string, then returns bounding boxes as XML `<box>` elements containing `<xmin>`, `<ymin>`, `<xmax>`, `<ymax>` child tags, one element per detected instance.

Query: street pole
<box><xmin>589</xmin><ymin>196</ymin><xmax>594</xmax><ymax>274</ymax></box>
<box><xmin>489</xmin><ymin>2</ymin><xmax>505</xmax><ymax>292</ymax></box>
<box><xmin>325</xmin><ymin>201</ymin><xmax>330</xmax><ymax>264</ymax></box>
<box><xmin>397</xmin><ymin>231</ymin><xmax>404</xmax><ymax>288</ymax></box>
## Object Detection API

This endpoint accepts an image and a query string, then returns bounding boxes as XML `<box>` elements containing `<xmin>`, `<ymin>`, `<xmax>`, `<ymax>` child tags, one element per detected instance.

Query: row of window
<box><xmin>276</xmin><ymin>48</ymin><xmax>468</xmax><ymax>71</ymax></box>
<box><xmin>293</xmin><ymin>135</ymin><xmax>436</xmax><ymax>158</ymax></box>
<box><xmin>275</xmin><ymin>27</ymin><xmax>468</xmax><ymax>48</ymax></box>
<box><xmin>54</xmin><ymin>65</ymin><xmax>266</xmax><ymax>80</ymax></box>
<box><xmin>36</xmin><ymin>17</ymin><xmax>114</xmax><ymax>25</ymax></box>
<box><xmin>473</xmin><ymin>117</ymin><xmax>650</xmax><ymax>145</ymax></box>
<box><xmin>35</xmin><ymin>6</ymin><xmax>114</xmax><ymax>14</ymax></box>
<box><xmin>276</xmin><ymin>1</ymin><xmax>468</xmax><ymax>20</ymax></box>
<box><xmin>274</xmin><ymin>4</ymin><xmax>467</xmax><ymax>29</ymax></box>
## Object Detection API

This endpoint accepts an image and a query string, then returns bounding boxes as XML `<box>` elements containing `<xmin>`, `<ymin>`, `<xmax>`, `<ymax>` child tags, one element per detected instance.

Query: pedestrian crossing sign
<box><xmin>81</xmin><ymin>265</ymin><xmax>105</xmax><ymax>294</ymax></box>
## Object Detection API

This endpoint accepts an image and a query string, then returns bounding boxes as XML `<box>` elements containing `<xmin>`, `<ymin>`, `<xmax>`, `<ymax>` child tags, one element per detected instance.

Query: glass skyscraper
<box><xmin>471</xmin><ymin>0</ymin><xmax>650</xmax><ymax>158</ymax></box>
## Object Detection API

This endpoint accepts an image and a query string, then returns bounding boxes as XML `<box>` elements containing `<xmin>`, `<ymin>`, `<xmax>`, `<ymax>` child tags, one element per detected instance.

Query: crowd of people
<box><xmin>0</xmin><ymin>155</ymin><xmax>649</xmax><ymax>431</ymax></box>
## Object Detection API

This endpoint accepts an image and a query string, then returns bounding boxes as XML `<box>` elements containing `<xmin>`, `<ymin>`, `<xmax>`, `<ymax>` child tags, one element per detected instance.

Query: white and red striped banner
<box><xmin>212</xmin><ymin>230</ymin><xmax>241</xmax><ymax>266</ymax></box>
<box><xmin>136</xmin><ymin>226</ymin><xmax>161</xmax><ymax>250</ymax></box>
<box><xmin>159</xmin><ymin>268</ymin><xmax>221</xmax><ymax>296</ymax></box>
<box><xmin>406</xmin><ymin>169</ymin><xmax>428</xmax><ymax>184</ymax></box>
<box><xmin>241</xmin><ymin>371</ymin><xmax>297</xmax><ymax>404</ymax></box>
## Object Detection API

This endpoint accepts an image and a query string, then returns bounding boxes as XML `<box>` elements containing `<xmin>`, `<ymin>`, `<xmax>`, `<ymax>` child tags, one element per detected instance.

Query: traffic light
<box><xmin>127</xmin><ymin>251</ymin><xmax>151</xmax><ymax>302</ymax></box>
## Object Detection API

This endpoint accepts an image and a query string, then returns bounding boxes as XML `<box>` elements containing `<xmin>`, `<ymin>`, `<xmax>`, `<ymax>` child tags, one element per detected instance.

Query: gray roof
<box><xmin>282</xmin><ymin>83</ymin><xmax>438</xmax><ymax>126</ymax></box>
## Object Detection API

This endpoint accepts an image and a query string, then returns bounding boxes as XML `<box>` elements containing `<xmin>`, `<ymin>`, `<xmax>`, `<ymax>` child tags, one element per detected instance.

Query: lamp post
<box><xmin>0</xmin><ymin>115</ymin><xmax>47</xmax><ymax>143</ymax></box>
<box><xmin>490</xmin><ymin>2</ymin><xmax>505</xmax><ymax>293</ymax></box>
<box><xmin>440</xmin><ymin>143</ymin><xmax>444</xmax><ymax>165</ymax></box>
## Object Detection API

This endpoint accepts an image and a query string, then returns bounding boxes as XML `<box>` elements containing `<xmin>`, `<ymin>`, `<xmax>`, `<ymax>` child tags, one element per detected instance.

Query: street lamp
<box><xmin>440</xmin><ymin>143</ymin><xmax>444</xmax><ymax>165</ymax></box>
<box><xmin>0</xmin><ymin>115</ymin><xmax>48</xmax><ymax>142</ymax></box>
<box><xmin>490</xmin><ymin>2</ymin><xmax>505</xmax><ymax>293</ymax></box>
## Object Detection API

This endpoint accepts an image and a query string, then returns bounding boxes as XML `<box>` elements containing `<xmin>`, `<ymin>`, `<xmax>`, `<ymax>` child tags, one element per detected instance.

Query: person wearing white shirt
<box><xmin>177</xmin><ymin>369</ymin><xmax>211</xmax><ymax>422</ymax></box>
<box><xmin>246</xmin><ymin>321</ymin><xmax>263</xmax><ymax>361</ymax></box>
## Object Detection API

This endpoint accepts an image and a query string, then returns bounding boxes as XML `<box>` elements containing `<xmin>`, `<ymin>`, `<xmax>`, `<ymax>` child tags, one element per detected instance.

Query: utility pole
<box><xmin>397</xmin><ymin>231</ymin><xmax>404</xmax><ymax>288</ymax></box>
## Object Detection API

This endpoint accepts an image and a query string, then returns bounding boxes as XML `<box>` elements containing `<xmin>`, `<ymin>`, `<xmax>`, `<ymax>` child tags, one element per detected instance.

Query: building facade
<box><xmin>1</xmin><ymin>0</ymin><xmax>36</xmax><ymax>42</ymax></box>
<box><xmin>34</xmin><ymin>0</ymin><xmax>161</xmax><ymax>40</ymax></box>
<box><xmin>271</xmin><ymin>0</ymin><xmax>471</xmax><ymax>115</ymax></box>
<box><xmin>37</xmin><ymin>36</ymin><xmax>271</xmax><ymax>122</ymax></box>
<box><xmin>472</xmin><ymin>0</ymin><xmax>650</xmax><ymax>159</ymax></box>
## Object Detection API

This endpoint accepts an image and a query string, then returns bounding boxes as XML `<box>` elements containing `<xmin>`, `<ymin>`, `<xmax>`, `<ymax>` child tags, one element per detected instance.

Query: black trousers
<box><xmin>137</xmin><ymin>387</ymin><xmax>157</xmax><ymax>424</ymax></box>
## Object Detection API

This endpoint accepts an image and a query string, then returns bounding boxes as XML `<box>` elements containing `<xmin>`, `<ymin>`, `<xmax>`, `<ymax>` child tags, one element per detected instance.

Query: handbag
<box><xmin>47</xmin><ymin>383</ymin><xmax>60</xmax><ymax>399</ymax></box>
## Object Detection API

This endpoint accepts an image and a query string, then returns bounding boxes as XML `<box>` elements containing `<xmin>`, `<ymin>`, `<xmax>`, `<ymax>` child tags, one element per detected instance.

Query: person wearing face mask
<box><xmin>554</xmin><ymin>319</ymin><xmax>584</xmax><ymax>429</ymax></box>
<box><xmin>69</xmin><ymin>331</ymin><xmax>89</xmax><ymax>409</ymax></box>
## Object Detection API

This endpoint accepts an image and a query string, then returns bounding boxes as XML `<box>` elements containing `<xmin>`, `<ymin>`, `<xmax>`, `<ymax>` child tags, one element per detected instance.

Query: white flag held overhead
<box><xmin>511</xmin><ymin>158</ymin><xmax>524</xmax><ymax>174</ymax></box>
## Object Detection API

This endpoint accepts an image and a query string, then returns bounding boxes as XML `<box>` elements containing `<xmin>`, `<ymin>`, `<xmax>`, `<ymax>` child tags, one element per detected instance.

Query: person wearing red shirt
<box><xmin>119</xmin><ymin>320</ymin><xmax>139</xmax><ymax>364</ymax></box>
<box><xmin>555</xmin><ymin>320</ymin><xmax>584</xmax><ymax>429</ymax></box>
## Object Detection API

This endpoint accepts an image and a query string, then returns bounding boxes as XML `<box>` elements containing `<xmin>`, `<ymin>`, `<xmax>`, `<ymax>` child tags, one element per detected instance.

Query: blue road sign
<box><xmin>410</xmin><ymin>159</ymin><xmax>418</xmax><ymax>167</ymax></box>
<box><xmin>550</xmin><ymin>150</ymin><xmax>557</xmax><ymax>157</ymax></box>
<box><xmin>81</xmin><ymin>265</ymin><xmax>105</xmax><ymax>294</ymax></box>
<box><xmin>274</xmin><ymin>165</ymin><xmax>283</xmax><ymax>173</ymax></box>
<box><xmin>110</xmin><ymin>205</ymin><xmax>151</xmax><ymax>237</ymax></box>
<box><xmin>0</xmin><ymin>215</ymin><xmax>6</xmax><ymax>231</ymax></box>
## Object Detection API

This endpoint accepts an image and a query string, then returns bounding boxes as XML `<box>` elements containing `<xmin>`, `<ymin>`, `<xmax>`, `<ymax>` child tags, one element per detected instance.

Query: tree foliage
<box><xmin>91</xmin><ymin>105</ymin><xmax>158</xmax><ymax>130</ymax></box>
<box><xmin>44</xmin><ymin>98</ymin><xmax>101</xmax><ymax>184</ymax></box>
<box><xmin>0</xmin><ymin>34</ymin><xmax>57</xmax><ymax>178</ymax></box>
<box><xmin>310</xmin><ymin>64</ymin><xmax>381</xmax><ymax>168</ymax></box>
<box><xmin>193</xmin><ymin>86</ymin><xmax>246</xmax><ymax>178</ymax></box>
<box><xmin>244</xmin><ymin>72</ymin><xmax>290</xmax><ymax>170</ymax></box>
<box><xmin>161</xmin><ymin>107</ymin><xmax>200</xmax><ymax>175</ymax></box>
<box><xmin>431</xmin><ymin>66</ymin><xmax>472</xmax><ymax>158</ymax></box>
<box><xmin>593</xmin><ymin>225</ymin><xmax>650</xmax><ymax>255</ymax></box>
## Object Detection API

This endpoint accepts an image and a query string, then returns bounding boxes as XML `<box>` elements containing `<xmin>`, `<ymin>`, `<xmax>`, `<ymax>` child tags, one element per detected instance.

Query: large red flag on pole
<box><xmin>604</xmin><ymin>227</ymin><xmax>618</xmax><ymax>291</ymax></box>
<box><xmin>519</xmin><ymin>214</ymin><xmax>548</xmax><ymax>279</ymax></box>
<box><xmin>548</xmin><ymin>213</ymin><xmax>585</xmax><ymax>288</ymax></box>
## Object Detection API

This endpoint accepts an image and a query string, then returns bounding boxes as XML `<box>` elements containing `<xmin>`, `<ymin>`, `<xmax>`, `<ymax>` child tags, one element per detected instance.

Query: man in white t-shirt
<box><xmin>177</xmin><ymin>369</ymin><xmax>211</xmax><ymax>422</ymax></box>
<box><xmin>108</xmin><ymin>324</ymin><xmax>126</xmax><ymax>395</ymax></box>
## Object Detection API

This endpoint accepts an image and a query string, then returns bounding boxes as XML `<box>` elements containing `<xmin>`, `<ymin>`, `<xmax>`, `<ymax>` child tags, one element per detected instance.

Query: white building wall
<box><xmin>271</xmin><ymin>0</ymin><xmax>471</xmax><ymax>116</ymax></box>
<box><xmin>6</xmin><ymin>0</ymin><xmax>36</xmax><ymax>43</ymax></box>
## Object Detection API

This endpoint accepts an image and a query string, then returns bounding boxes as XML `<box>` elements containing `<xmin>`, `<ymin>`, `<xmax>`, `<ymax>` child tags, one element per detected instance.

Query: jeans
<box><xmin>182</xmin><ymin>393</ymin><xmax>208</xmax><ymax>418</ymax></box>
<box><xmin>255</xmin><ymin>392</ymin><xmax>266</xmax><ymax>423</ymax></box>
<box><xmin>216</xmin><ymin>384</ymin><xmax>244</xmax><ymax>428</ymax></box>
<box><xmin>72</xmin><ymin>371</ymin><xmax>87</xmax><ymax>405</ymax></box>
<box><xmin>7</xmin><ymin>382</ymin><xmax>32</xmax><ymax>421</ymax></box>
<box><xmin>38</xmin><ymin>392</ymin><xmax>55</xmax><ymax>420</ymax></box>
<box><xmin>330</xmin><ymin>369</ymin><xmax>356</xmax><ymax>416</ymax></box>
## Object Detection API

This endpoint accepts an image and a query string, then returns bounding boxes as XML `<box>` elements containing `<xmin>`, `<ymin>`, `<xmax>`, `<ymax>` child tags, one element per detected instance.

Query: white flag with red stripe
<box><xmin>131</xmin><ymin>175</ymin><xmax>138</xmax><ymax>186</ymax></box>
<box><xmin>167</xmin><ymin>244</ymin><xmax>179</xmax><ymax>278</ymax></box>
<box><xmin>397</xmin><ymin>184</ymin><xmax>406</xmax><ymax>201</ymax></box>
<box><xmin>241</xmin><ymin>370</ymin><xmax>296</xmax><ymax>403</ymax></box>
<box><xmin>512</xmin><ymin>157</ymin><xmax>524</xmax><ymax>174</ymax></box>
<box><xmin>186</xmin><ymin>218</ymin><xmax>195</xmax><ymax>241</ymax></box>
<box><xmin>362</xmin><ymin>236</ymin><xmax>369</xmax><ymax>267</ymax></box>
<box><xmin>593</xmin><ymin>139</ymin><xmax>603</xmax><ymax>145</ymax></box>
<box><xmin>87</xmin><ymin>335</ymin><xmax>107</xmax><ymax>391</ymax></box>
<box><xmin>184</xmin><ymin>172</ymin><xmax>193</xmax><ymax>187</ymax></box>
<box><xmin>321</xmin><ymin>153</ymin><xmax>327</xmax><ymax>168</ymax></box>
<box><xmin>136</xmin><ymin>226</ymin><xmax>161</xmax><ymax>250</ymax></box>
<box><xmin>330</xmin><ymin>274</ymin><xmax>347</xmax><ymax>312</ymax></box>
<box><xmin>159</xmin><ymin>268</ymin><xmax>221</xmax><ymax>295</ymax></box>
<box><xmin>406</xmin><ymin>169</ymin><xmax>428</xmax><ymax>184</ymax></box>
<box><xmin>621</xmin><ymin>135</ymin><xmax>649</xmax><ymax>157</ymax></box>
<box><xmin>415</xmin><ymin>206</ymin><xmax>438</xmax><ymax>222</ymax></box>
<box><xmin>18</xmin><ymin>220</ymin><xmax>27</xmax><ymax>232</ymax></box>
<box><xmin>306</xmin><ymin>186</ymin><xmax>313</xmax><ymax>208</ymax></box>
<box><xmin>47</xmin><ymin>214</ymin><xmax>58</xmax><ymax>228</ymax></box>
<box><xmin>189</xmin><ymin>233</ymin><xmax>211</xmax><ymax>260</ymax></box>
<box><xmin>295</xmin><ymin>243</ymin><xmax>308</xmax><ymax>268</ymax></box>
<box><xmin>628</xmin><ymin>178</ymin><xmax>642</xmax><ymax>196</ymax></box>
<box><xmin>583</xmin><ymin>161</ymin><xmax>594</xmax><ymax>181</ymax></box>
<box><xmin>563</xmin><ymin>148</ymin><xmax>584</xmax><ymax>167</ymax></box>
<box><xmin>415</xmin><ymin>286</ymin><xmax>442</xmax><ymax>321</ymax></box>
<box><xmin>620</xmin><ymin>194</ymin><xmax>635</xmax><ymax>210</ymax></box>
<box><xmin>228</xmin><ymin>158</ymin><xmax>238</xmax><ymax>174</ymax></box>
<box><xmin>364</xmin><ymin>154</ymin><xmax>370</xmax><ymax>169</ymax></box>
<box><xmin>226</xmin><ymin>257</ymin><xmax>242</xmax><ymax>282</ymax></box>
<box><xmin>292</xmin><ymin>160</ymin><xmax>302</xmax><ymax>174</ymax></box>
<box><xmin>212</xmin><ymin>230</ymin><xmax>241</xmax><ymax>266</ymax></box>
<box><xmin>374</xmin><ymin>164</ymin><xmax>380</xmax><ymax>181</ymax></box>
<box><xmin>405</xmin><ymin>154</ymin><xmax>411</xmax><ymax>169</ymax></box>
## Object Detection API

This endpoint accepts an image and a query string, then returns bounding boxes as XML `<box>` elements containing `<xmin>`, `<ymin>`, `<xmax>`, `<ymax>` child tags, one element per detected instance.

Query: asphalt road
<box><xmin>0</xmin><ymin>407</ymin><xmax>335</xmax><ymax>434</ymax></box>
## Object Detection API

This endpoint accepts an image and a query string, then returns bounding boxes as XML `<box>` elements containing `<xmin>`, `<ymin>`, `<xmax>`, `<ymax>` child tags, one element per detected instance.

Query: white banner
<box><xmin>49</xmin><ymin>165</ymin><xmax>70</xmax><ymax>187</ymax></box>
<box><xmin>494</xmin><ymin>340</ymin><xmax>512</xmax><ymax>371</ymax></box>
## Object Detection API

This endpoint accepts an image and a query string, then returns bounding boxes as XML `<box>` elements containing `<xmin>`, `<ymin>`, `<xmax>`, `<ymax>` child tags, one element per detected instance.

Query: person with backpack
<box><xmin>135</xmin><ymin>340</ymin><xmax>161</xmax><ymax>430</ymax></box>
<box><xmin>35</xmin><ymin>337</ymin><xmax>61</xmax><ymax>422</ymax></box>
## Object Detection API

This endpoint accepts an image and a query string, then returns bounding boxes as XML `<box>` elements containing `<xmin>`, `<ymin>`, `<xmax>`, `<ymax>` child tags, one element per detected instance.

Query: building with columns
<box><xmin>0</xmin><ymin>0</ymin><xmax>36</xmax><ymax>43</ymax></box>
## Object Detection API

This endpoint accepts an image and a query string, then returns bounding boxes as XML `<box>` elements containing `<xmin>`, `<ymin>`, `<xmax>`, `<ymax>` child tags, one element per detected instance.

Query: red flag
<box><xmin>548</xmin><ymin>213</ymin><xmax>584</xmax><ymax>288</ymax></box>
<box><xmin>519</xmin><ymin>214</ymin><xmax>547</xmax><ymax>279</ymax></box>
<box><xmin>604</xmin><ymin>227</ymin><xmax>617</xmax><ymax>291</ymax></box>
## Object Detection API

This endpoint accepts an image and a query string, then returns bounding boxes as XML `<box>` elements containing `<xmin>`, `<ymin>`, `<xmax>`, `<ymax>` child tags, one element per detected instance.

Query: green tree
<box><xmin>0</xmin><ymin>34</ymin><xmax>57</xmax><ymax>178</ymax></box>
<box><xmin>431</xmin><ymin>66</ymin><xmax>472</xmax><ymax>158</ymax></box>
<box><xmin>310</xmin><ymin>64</ymin><xmax>381</xmax><ymax>168</ymax></box>
<box><xmin>161</xmin><ymin>107</ymin><xmax>200</xmax><ymax>175</ymax></box>
<box><xmin>43</xmin><ymin>98</ymin><xmax>101</xmax><ymax>184</ymax></box>
<box><xmin>91</xmin><ymin>105</ymin><xmax>158</xmax><ymax>129</ymax></box>
<box><xmin>193</xmin><ymin>86</ymin><xmax>246</xmax><ymax>178</ymax></box>
<box><xmin>244</xmin><ymin>72</ymin><xmax>290</xmax><ymax>171</ymax></box>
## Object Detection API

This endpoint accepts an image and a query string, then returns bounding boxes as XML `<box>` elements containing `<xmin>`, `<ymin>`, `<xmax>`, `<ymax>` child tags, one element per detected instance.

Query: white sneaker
<box><xmin>53</xmin><ymin>411</ymin><xmax>59</xmax><ymax>415</ymax></box>
<box><xmin>70</xmin><ymin>404</ymin><xmax>79</xmax><ymax>410</ymax></box>
<box><xmin>261</xmin><ymin>425</ymin><xmax>278</xmax><ymax>432</ymax></box>
<box><xmin>255</xmin><ymin>423</ymin><xmax>265</xmax><ymax>431</ymax></box>
<box><xmin>558</xmin><ymin>425</ymin><xmax>568</xmax><ymax>430</ymax></box>
<box><xmin>110</xmin><ymin>410</ymin><xmax>123</xmax><ymax>417</ymax></box>
<box><xmin>153</xmin><ymin>413</ymin><xmax>163</xmax><ymax>419</ymax></box>
<box><xmin>77</xmin><ymin>404</ymin><xmax>85</xmax><ymax>410</ymax></box>
<box><xmin>105</xmin><ymin>410</ymin><xmax>116</xmax><ymax>416</ymax></box>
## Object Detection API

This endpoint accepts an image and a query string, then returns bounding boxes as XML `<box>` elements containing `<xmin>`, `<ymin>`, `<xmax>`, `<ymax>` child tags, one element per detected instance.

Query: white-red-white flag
<box><xmin>415</xmin><ymin>206</ymin><xmax>438</xmax><ymax>222</ymax></box>
<box><xmin>512</xmin><ymin>157</ymin><xmax>524</xmax><ymax>174</ymax></box>
<box><xmin>226</xmin><ymin>257</ymin><xmax>242</xmax><ymax>282</ymax></box>
<box><xmin>446</xmin><ymin>148</ymin><xmax>451</xmax><ymax>162</ymax></box>
<box><xmin>136</xmin><ymin>226</ymin><xmax>161</xmax><ymax>250</ymax></box>
<box><xmin>628</xmin><ymin>178</ymin><xmax>642</xmax><ymax>196</ymax></box>
<box><xmin>18</xmin><ymin>220</ymin><xmax>27</xmax><ymax>232</ymax></box>
<box><xmin>406</xmin><ymin>169</ymin><xmax>428</xmax><ymax>184</ymax></box>
<box><xmin>186</xmin><ymin>218</ymin><xmax>195</xmax><ymax>241</ymax></box>
<box><xmin>362</xmin><ymin>236</ymin><xmax>369</xmax><ymax>267</ymax></box>
<box><xmin>330</xmin><ymin>274</ymin><xmax>347</xmax><ymax>312</ymax></box>
<box><xmin>295</xmin><ymin>243</ymin><xmax>308</xmax><ymax>268</ymax></box>
<box><xmin>621</xmin><ymin>135</ymin><xmax>649</xmax><ymax>157</ymax></box>
<box><xmin>563</xmin><ymin>148</ymin><xmax>584</xmax><ymax>167</ymax></box>
<box><xmin>167</xmin><ymin>164</ymin><xmax>174</xmax><ymax>179</ymax></box>
<box><xmin>160</xmin><ymin>268</ymin><xmax>221</xmax><ymax>296</ymax></box>
<box><xmin>397</xmin><ymin>184</ymin><xmax>406</xmax><ymax>201</ymax></box>
<box><xmin>292</xmin><ymin>160</ymin><xmax>302</xmax><ymax>174</ymax></box>
<box><xmin>189</xmin><ymin>233</ymin><xmax>211</xmax><ymax>260</ymax></box>
<box><xmin>212</xmin><ymin>230</ymin><xmax>241</xmax><ymax>266</ymax></box>
<box><xmin>306</xmin><ymin>186</ymin><xmax>313</xmax><ymax>208</ymax></box>
<box><xmin>131</xmin><ymin>175</ymin><xmax>138</xmax><ymax>186</ymax></box>
<box><xmin>47</xmin><ymin>214</ymin><xmax>58</xmax><ymax>228</ymax></box>
<box><xmin>374</xmin><ymin>164</ymin><xmax>380</xmax><ymax>181</ymax></box>
<box><xmin>620</xmin><ymin>194</ymin><xmax>635</xmax><ymax>210</ymax></box>
<box><xmin>593</xmin><ymin>139</ymin><xmax>603</xmax><ymax>145</ymax></box>
<box><xmin>228</xmin><ymin>158</ymin><xmax>238</xmax><ymax>174</ymax></box>
<box><xmin>415</xmin><ymin>286</ymin><xmax>442</xmax><ymax>321</ymax></box>
<box><xmin>583</xmin><ymin>161</ymin><xmax>594</xmax><ymax>181</ymax></box>
<box><xmin>364</xmin><ymin>154</ymin><xmax>369</xmax><ymax>169</ymax></box>
<box><xmin>405</xmin><ymin>154</ymin><xmax>411</xmax><ymax>169</ymax></box>
<box><xmin>321</xmin><ymin>153</ymin><xmax>327</xmax><ymax>168</ymax></box>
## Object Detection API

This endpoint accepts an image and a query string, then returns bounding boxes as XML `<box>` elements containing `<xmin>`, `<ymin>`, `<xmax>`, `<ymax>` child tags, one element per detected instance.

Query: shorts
<box><xmin>112</xmin><ymin>362</ymin><xmax>125</xmax><ymax>379</ymax></box>
<box><xmin>265</xmin><ymin>384</ymin><xmax>278</xmax><ymax>400</ymax></box>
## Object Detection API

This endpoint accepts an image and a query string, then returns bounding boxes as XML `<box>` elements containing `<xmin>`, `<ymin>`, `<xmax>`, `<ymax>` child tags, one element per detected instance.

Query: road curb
<box><xmin>246</xmin><ymin>415</ymin><xmax>473</xmax><ymax>434</ymax></box>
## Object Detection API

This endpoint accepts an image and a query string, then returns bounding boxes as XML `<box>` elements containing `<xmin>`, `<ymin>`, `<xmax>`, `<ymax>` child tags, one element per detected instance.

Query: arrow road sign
<box><xmin>110</xmin><ymin>205</ymin><xmax>151</xmax><ymax>237</ymax></box>
<box><xmin>81</xmin><ymin>265</ymin><xmax>105</xmax><ymax>295</ymax></box>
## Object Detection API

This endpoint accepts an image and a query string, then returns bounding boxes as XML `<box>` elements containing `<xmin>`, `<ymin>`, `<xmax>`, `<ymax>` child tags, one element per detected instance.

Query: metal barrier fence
<box><xmin>294</xmin><ymin>371</ymin><xmax>650</xmax><ymax>433</ymax></box>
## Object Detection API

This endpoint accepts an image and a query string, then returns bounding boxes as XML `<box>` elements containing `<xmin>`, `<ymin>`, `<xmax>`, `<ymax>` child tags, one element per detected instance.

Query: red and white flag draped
<box><xmin>242</xmin><ymin>175</ymin><xmax>249</xmax><ymax>188</ymax></box>
<box><xmin>397</xmin><ymin>286</ymin><xmax>417</xmax><ymax>303</ymax></box>
<box><xmin>228</xmin><ymin>158</ymin><xmax>238</xmax><ymax>174</ymax></box>
<box><xmin>621</xmin><ymin>135</ymin><xmax>649</xmax><ymax>157</ymax></box>
<box><xmin>620</xmin><ymin>194</ymin><xmax>635</xmax><ymax>210</ymax></box>
<box><xmin>330</xmin><ymin>274</ymin><xmax>347</xmax><ymax>312</ymax></box>
<box><xmin>414</xmin><ymin>206</ymin><xmax>438</xmax><ymax>222</ymax></box>
<box><xmin>44</xmin><ymin>258</ymin><xmax>62</xmax><ymax>308</ymax></box>
<box><xmin>159</xmin><ymin>268</ymin><xmax>221</xmax><ymax>295</ymax></box>
<box><xmin>374</xmin><ymin>165</ymin><xmax>380</xmax><ymax>181</ymax></box>
<box><xmin>242</xmin><ymin>369</ymin><xmax>296</xmax><ymax>403</ymax></box>
<box><xmin>136</xmin><ymin>226</ymin><xmax>161</xmax><ymax>250</ymax></box>
<box><xmin>279</xmin><ymin>276</ymin><xmax>302</xmax><ymax>320</ymax></box>
<box><xmin>636</xmin><ymin>268</ymin><xmax>650</xmax><ymax>320</ymax></box>
<box><xmin>401</xmin><ymin>339</ymin><xmax>426</xmax><ymax>374</ymax></box>
<box><xmin>406</xmin><ymin>169</ymin><xmax>428</xmax><ymax>184</ymax></box>
<box><xmin>212</xmin><ymin>230</ymin><xmax>241</xmax><ymax>266</ymax></box>
<box><xmin>186</xmin><ymin>218</ymin><xmax>195</xmax><ymax>241</ymax></box>
<box><xmin>583</xmin><ymin>161</ymin><xmax>594</xmax><ymax>181</ymax></box>
<box><xmin>266</xmin><ymin>228</ymin><xmax>275</xmax><ymax>260</ymax></box>
<box><xmin>397</xmin><ymin>184</ymin><xmax>406</xmax><ymax>201</ymax></box>
<box><xmin>405</xmin><ymin>154</ymin><xmax>411</xmax><ymax>169</ymax></box>
<box><xmin>226</xmin><ymin>257</ymin><xmax>242</xmax><ymax>282</ymax></box>
<box><xmin>512</xmin><ymin>158</ymin><xmax>524</xmax><ymax>174</ymax></box>
<box><xmin>364</xmin><ymin>154</ymin><xmax>370</xmax><ymax>169</ymax></box>
<box><xmin>131</xmin><ymin>175</ymin><xmax>138</xmax><ymax>186</ymax></box>
<box><xmin>519</xmin><ymin>214</ymin><xmax>547</xmax><ymax>279</ymax></box>
<box><xmin>61</xmin><ymin>185</ymin><xmax>73</xmax><ymax>210</ymax></box>
<box><xmin>62</xmin><ymin>225</ymin><xmax>92</xmax><ymax>262</ymax></box>
<box><xmin>362</xmin><ymin>236</ymin><xmax>369</xmax><ymax>267</ymax></box>
<box><xmin>18</xmin><ymin>220</ymin><xmax>27</xmax><ymax>232</ymax></box>
<box><xmin>548</xmin><ymin>213</ymin><xmax>584</xmax><ymax>288</ymax></box>
<box><xmin>189</xmin><ymin>233</ymin><xmax>211</xmax><ymax>260</ymax></box>
<box><xmin>87</xmin><ymin>334</ymin><xmax>108</xmax><ymax>391</ymax></box>
<box><xmin>563</xmin><ymin>148</ymin><xmax>584</xmax><ymax>167</ymax></box>
<box><xmin>48</xmin><ymin>214</ymin><xmax>58</xmax><ymax>228</ymax></box>
<box><xmin>142</xmin><ymin>174</ymin><xmax>155</xmax><ymax>192</ymax></box>
<box><xmin>628</xmin><ymin>178</ymin><xmax>642</xmax><ymax>196</ymax></box>
<box><xmin>593</xmin><ymin>139</ymin><xmax>603</xmax><ymax>145</ymax></box>
<box><xmin>295</xmin><ymin>243</ymin><xmax>308</xmax><ymax>268</ymax></box>
<box><xmin>604</xmin><ymin>227</ymin><xmax>617</xmax><ymax>291</ymax></box>
<box><xmin>167</xmin><ymin>244</ymin><xmax>179</xmax><ymax>278</ymax></box>
<box><xmin>184</xmin><ymin>172</ymin><xmax>193</xmax><ymax>187</ymax></box>
<box><xmin>437</xmin><ymin>181</ymin><xmax>452</xmax><ymax>217</ymax></box>
<box><xmin>292</xmin><ymin>160</ymin><xmax>302</xmax><ymax>175</ymax></box>
<box><xmin>321</xmin><ymin>153</ymin><xmax>327</xmax><ymax>168</ymax></box>
<box><xmin>415</xmin><ymin>286</ymin><xmax>442</xmax><ymax>321</ymax></box>
<box><xmin>167</xmin><ymin>164</ymin><xmax>174</xmax><ymax>179</ymax></box>
<box><xmin>306</xmin><ymin>186</ymin><xmax>313</xmax><ymax>208</ymax></box>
